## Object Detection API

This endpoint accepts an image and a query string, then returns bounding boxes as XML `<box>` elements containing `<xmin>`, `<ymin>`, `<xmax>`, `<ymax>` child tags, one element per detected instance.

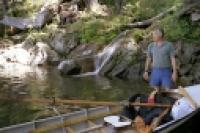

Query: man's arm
<box><xmin>171</xmin><ymin>57</ymin><xmax>177</xmax><ymax>82</ymax></box>
<box><xmin>145</xmin><ymin>57</ymin><xmax>151</xmax><ymax>72</ymax></box>
<box><xmin>143</xmin><ymin>57</ymin><xmax>151</xmax><ymax>80</ymax></box>
<box><xmin>143</xmin><ymin>43</ymin><xmax>152</xmax><ymax>81</ymax></box>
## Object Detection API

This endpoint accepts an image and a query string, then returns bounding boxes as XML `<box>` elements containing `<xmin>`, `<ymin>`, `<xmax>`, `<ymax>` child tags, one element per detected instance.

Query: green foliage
<box><xmin>79</xmin><ymin>20</ymin><xmax>104</xmax><ymax>44</ymax></box>
<box><xmin>160</xmin><ymin>16</ymin><xmax>200</xmax><ymax>43</ymax></box>
<box><xmin>7</xmin><ymin>0</ymin><xmax>44</xmax><ymax>17</ymax></box>
<box><xmin>124</xmin><ymin>0</ymin><xmax>182</xmax><ymax>20</ymax></box>
<box><xmin>130</xmin><ymin>29</ymin><xmax>145</xmax><ymax>43</ymax></box>
<box><xmin>1</xmin><ymin>0</ymin><xmax>199</xmax><ymax>45</ymax></box>
<box><xmin>186</xmin><ymin>24</ymin><xmax>200</xmax><ymax>42</ymax></box>
<box><xmin>99</xmin><ymin>0</ymin><xmax>115</xmax><ymax>6</ymax></box>
<box><xmin>71</xmin><ymin>15</ymin><xmax>130</xmax><ymax>45</ymax></box>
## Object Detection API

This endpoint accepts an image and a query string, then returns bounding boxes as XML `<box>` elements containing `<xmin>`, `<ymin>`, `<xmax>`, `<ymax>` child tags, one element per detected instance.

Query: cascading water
<box><xmin>75</xmin><ymin>31</ymin><xmax>127</xmax><ymax>77</ymax></box>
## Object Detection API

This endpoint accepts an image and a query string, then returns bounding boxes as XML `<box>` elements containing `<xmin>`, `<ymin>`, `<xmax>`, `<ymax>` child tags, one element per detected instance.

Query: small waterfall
<box><xmin>75</xmin><ymin>31</ymin><xmax>127</xmax><ymax>77</ymax></box>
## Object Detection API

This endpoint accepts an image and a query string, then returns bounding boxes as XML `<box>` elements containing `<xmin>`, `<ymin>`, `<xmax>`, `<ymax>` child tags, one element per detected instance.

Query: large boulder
<box><xmin>175</xmin><ymin>42</ymin><xmax>200</xmax><ymax>85</ymax></box>
<box><xmin>191</xmin><ymin>13</ymin><xmax>200</xmax><ymax>22</ymax></box>
<box><xmin>0</xmin><ymin>62</ymin><xmax>47</xmax><ymax>80</ymax></box>
<box><xmin>126</xmin><ymin>63</ymin><xmax>143</xmax><ymax>80</ymax></box>
<box><xmin>33</xmin><ymin>42</ymin><xmax>60</xmax><ymax>65</ymax></box>
<box><xmin>58</xmin><ymin>60</ymin><xmax>81</xmax><ymax>75</ymax></box>
<box><xmin>176</xmin><ymin>42</ymin><xmax>200</xmax><ymax>60</ymax></box>
<box><xmin>179</xmin><ymin>43</ymin><xmax>196</xmax><ymax>64</ymax></box>
<box><xmin>179</xmin><ymin>64</ymin><xmax>192</xmax><ymax>76</ymax></box>
<box><xmin>99</xmin><ymin>36</ymin><xmax>141</xmax><ymax>80</ymax></box>
<box><xmin>179</xmin><ymin>76</ymin><xmax>194</xmax><ymax>86</ymax></box>
<box><xmin>0</xmin><ymin>41</ymin><xmax>59</xmax><ymax>66</ymax></box>
<box><xmin>0</xmin><ymin>44</ymin><xmax>33</xmax><ymax>65</ymax></box>
<box><xmin>67</xmin><ymin>43</ymin><xmax>100</xmax><ymax>59</ymax></box>
<box><xmin>49</xmin><ymin>30</ymin><xmax>79</xmax><ymax>55</ymax></box>
<box><xmin>191</xmin><ymin>63</ymin><xmax>200</xmax><ymax>83</ymax></box>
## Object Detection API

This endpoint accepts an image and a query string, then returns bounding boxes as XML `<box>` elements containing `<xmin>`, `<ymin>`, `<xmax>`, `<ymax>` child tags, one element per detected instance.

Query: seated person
<box><xmin>121</xmin><ymin>91</ymin><xmax>195</xmax><ymax>133</ymax></box>
<box><xmin>121</xmin><ymin>91</ymin><xmax>175</xmax><ymax>125</ymax></box>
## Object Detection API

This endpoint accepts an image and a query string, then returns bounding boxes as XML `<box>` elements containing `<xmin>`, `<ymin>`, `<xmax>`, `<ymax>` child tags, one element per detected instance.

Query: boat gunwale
<box><xmin>0</xmin><ymin>89</ymin><xmax>197</xmax><ymax>133</ymax></box>
<box><xmin>153</xmin><ymin>108</ymin><xmax>199</xmax><ymax>132</ymax></box>
<box><xmin>0</xmin><ymin>106</ymin><xmax>122</xmax><ymax>133</ymax></box>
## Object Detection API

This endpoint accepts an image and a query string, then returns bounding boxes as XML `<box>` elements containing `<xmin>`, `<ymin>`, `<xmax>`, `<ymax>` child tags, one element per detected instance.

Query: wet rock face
<box><xmin>99</xmin><ymin>37</ymin><xmax>142</xmax><ymax>80</ymax></box>
<box><xmin>181</xmin><ymin>0</ymin><xmax>200</xmax><ymax>23</ymax></box>
<box><xmin>0</xmin><ymin>41</ymin><xmax>59</xmax><ymax>66</ymax></box>
<box><xmin>174</xmin><ymin>42</ymin><xmax>200</xmax><ymax>85</ymax></box>
<box><xmin>50</xmin><ymin>30</ymin><xmax>79</xmax><ymax>55</ymax></box>
<box><xmin>126</xmin><ymin>63</ymin><xmax>143</xmax><ymax>80</ymax></box>
<box><xmin>34</xmin><ymin>42</ymin><xmax>60</xmax><ymax>65</ymax></box>
<box><xmin>98</xmin><ymin>39</ymin><xmax>200</xmax><ymax>84</ymax></box>
<box><xmin>177</xmin><ymin>43</ymin><xmax>199</xmax><ymax>65</ymax></box>
<box><xmin>58</xmin><ymin>60</ymin><xmax>81</xmax><ymax>75</ymax></box>
<box><xmin>67</xmin><ymin>44</ymin><xmax>99</xmax><ymax>59</ymax></box>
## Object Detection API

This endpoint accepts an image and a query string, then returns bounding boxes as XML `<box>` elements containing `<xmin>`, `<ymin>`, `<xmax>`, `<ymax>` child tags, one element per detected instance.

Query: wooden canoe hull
<box><xmin>0</xmin><ymin>87</ymin><xmax>199</xmax><ymax>133</ymax></box>
<box><xmin>154</xmin><ymin>109</ymin><xmax>199</xmax><ymax>133</ymax></box>
<box><xmin>0</xmin><ymin>106</ymin><xmax>198</xmax><ymax>133</ymax></box>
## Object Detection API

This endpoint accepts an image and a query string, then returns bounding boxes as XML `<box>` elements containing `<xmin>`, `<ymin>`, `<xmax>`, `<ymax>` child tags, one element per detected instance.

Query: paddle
<box><xmin>0</xmin><ymin>95</ymin><xmax>172</xmax><ymax>108</ymax></box>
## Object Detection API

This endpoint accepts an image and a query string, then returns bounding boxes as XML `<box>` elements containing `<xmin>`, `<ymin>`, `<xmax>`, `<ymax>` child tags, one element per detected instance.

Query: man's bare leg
<box><xmin>154</xmin><ymin>87</ymin><xmax>160</xmax><ymax>93</ymax></box>
<box><xmin>148</xmin><ymin>87</ymin><xmax>159</xmax><ymax>103</ymax></box>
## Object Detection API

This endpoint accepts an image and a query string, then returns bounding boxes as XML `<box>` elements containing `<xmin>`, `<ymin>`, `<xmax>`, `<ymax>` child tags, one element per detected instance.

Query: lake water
<box><xmin>0</xmin><ymin>64</ymin><xmax>150</xmax><ymax>128</ymax></box>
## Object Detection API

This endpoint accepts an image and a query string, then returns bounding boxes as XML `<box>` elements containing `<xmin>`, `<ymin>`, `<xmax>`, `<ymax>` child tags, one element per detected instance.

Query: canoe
<box><xmin>154</xmin><ymin>84</ymin><xmax>200</xmax><ymax>133</ymax></box>
<box><xmin>0</xmin><ymin>106</ymin><xmax>127</xmax><ymax>133</ymax></box>
<box><xmin>0</xmin><ymin>84</ymin><xmax>200</xmax><ymax>133</ymax></box>
<box><xmin>154</xmin><ymin>108</ymin><xmax>199</xmax><ymax>133</ymax></box>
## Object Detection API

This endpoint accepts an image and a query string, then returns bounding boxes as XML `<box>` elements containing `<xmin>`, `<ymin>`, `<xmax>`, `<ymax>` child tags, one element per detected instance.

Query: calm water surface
<box><xmin>0</xmin><ymin>64</ymin><xmax>150</xmax><ymax>127</ymax></box>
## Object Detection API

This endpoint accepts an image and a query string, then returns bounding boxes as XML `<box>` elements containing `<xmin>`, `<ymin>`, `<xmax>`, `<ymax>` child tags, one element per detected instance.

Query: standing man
<box><xmin>143</xmin><ymin>28</ymin><xmax>177</xmax><ymax>91</ymax></box>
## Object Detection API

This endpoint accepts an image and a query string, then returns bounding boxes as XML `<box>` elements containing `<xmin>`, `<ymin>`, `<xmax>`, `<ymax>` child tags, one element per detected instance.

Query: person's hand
<box><xmin>143</xmin><ymin>72</ymin><xmax>149</xmax><ymax>81</ymax></box>
<box><xmin>148</xmin><ymin>89</ymin><xmax>157</xmax><ymax>104</ymax></box>
<box><xmin>172</xmin><ymin>72</ymin><xmax>177</xmax><ymax>82</ymax></box>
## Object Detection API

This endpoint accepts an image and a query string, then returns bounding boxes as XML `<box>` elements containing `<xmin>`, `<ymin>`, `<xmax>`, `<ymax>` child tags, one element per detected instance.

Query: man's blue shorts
<box><xmin>150</xmin><ymin>67</ymin><xmax>173</xmax><ymax>89</ymax></box>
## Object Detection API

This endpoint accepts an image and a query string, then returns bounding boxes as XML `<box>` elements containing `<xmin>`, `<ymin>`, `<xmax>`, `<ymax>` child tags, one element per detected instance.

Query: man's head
<box><xmin>153</xmin><ymin>27</ymin><xmax>164</xmax><ymax>42</ymax></box>
<box><xmin>128</xmin><ymin>94</ymin><xmax>144</xmax><ymax>111</ymax></box>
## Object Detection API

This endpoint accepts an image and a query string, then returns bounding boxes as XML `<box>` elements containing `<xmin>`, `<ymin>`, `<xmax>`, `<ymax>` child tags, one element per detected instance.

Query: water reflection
<box><xmin>0</xmin><ymin>63</ymin><xmax>150</xmax><ymax>127</ymax></box>
<box><xmin>0</xmin><ymin>63</ymin><xmax>47</xmax><ymax>80</ymax></box>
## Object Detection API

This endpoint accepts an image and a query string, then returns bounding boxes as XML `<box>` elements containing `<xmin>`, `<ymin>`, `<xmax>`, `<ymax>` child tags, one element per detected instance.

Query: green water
<box><xmin>0</xmin><ymin>65</ymin><xmax>150</xmax><ymax>128</ymax></box>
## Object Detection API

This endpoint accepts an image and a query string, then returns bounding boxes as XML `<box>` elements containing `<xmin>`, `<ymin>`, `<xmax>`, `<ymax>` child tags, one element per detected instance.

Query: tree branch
<box><xmin>177</xmin><ymin>3</ymin><xmax>200</xmax><ymax>18</ymax></box>
<box><xmin>126</xmin><ymin>6</ymin><xmax>176</xmax><ymax>29</ymax></box>
<box><xmin>0</xmin><ymin>0</ymin><xmax>62</xmax><ymax>29</ymax></box>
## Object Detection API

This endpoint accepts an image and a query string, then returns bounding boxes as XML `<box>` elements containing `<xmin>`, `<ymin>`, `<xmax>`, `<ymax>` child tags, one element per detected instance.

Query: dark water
<box><xmin>0</xmin><ymin>64</ymin><xmax>150</xmax><ymax>128</ymax></box>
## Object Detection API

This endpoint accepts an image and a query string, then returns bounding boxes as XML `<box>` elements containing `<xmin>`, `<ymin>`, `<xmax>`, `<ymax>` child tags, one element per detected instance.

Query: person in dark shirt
<box><xmin>121</xmin><ymin>92</ymin><xmax>175</xmax><ymax>125</ymax></box>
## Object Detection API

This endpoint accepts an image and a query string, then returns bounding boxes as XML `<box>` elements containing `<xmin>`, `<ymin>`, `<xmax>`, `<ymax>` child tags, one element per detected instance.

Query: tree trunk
<box><xmin>177</xmin><ymin>2</ymin><xmax>200</xmax><ymax>18</ymax></box>
<box><xmin>0</xmin><ymin>0</ymin><xmax>62</xmax><ymax>29</ymax></box>
<box><xmin>115</xmin><ymin>0</ymin><xmax>123</xmax><ymax>13</ymax></box>
<box><xmin>2</xmin><ymin>0</ymin><xmax>9</xmax><ymax>16</ymax></box>
<box><xmin>126</xmin><ymin>6</ymin><xmax>176</xmax><ymax>29</ymax></box>
<box><xmin>11</xmin><ymin>0</ymin><xmax>17</xmax><ymax>17</ymax></box>
<box><xmin>85</xmin><ymin>0</ymin><xmax>107</xmax><ymax>16</ymax></box>
<box><xmin>85</xmin><ymin>0</ymin><xmax>100</xmax><ymax>12</ymax></box>
<box><xmin>184</xmin><ymin>0</ymin><xmax>200</xmax><ymax>4</ymax></box>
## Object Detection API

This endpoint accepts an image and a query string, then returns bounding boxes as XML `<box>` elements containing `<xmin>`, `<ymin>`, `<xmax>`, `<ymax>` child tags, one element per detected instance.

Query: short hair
<box><xmin>128</xmin><ymin>94</ymin><xmax>147</xmax><ymax>103</ymax></box>
<box><xmin>153</xmin><ymin>27</ymin><xmax>165</xmax><ymax>38</ymax></box>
